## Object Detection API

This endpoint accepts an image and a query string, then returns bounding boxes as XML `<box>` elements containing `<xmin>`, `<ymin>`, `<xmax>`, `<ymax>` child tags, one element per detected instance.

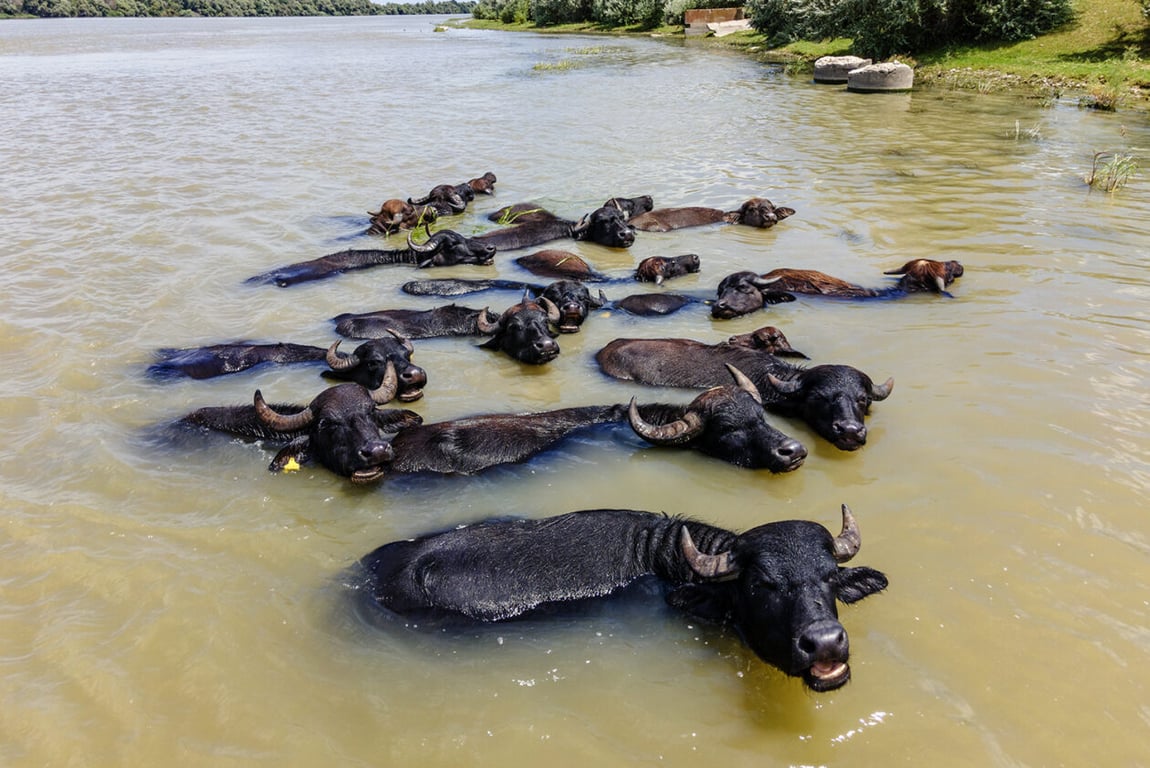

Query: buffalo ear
<box><xmin>666</xmin><ymin>583</ymin><xmax>733</xmax><ymax>625</ymax></box>
<box><xmin>836</xmin><ymin>566</ymin><xmax>889</xmax><ymax>604</ymax></box>
<box><xmin>374</xmin><ymin>409</ymin><xmax>422</xmax><ymax>433</ymax></box>
<box><xmin>269</xmin><ymin>437</ymin><xmax>311</xmax><ymax>473</ymax></box>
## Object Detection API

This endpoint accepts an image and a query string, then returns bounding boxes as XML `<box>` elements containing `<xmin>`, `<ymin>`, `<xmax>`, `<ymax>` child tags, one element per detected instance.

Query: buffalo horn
<box><xmin>765</xmin><ymin>372</ymin><xmax>803</xmax><ymax>395</ymax></box>
<box><xmin>934</xmin><ymin>274</ymin><xmax>947</xmax><ymax>293</ymax></box>
<box><xmin>475</xmin><ymin>307</ymin><xmax>500</xmax><ymax>334</ymax></box>
<box><xmin>369</xmin><ymin>361</ymin><xmax>399</xmax><ymax>404</ymax></box>
<box><xmin>628</xmin><ymin>397</ymin><xmax>704</xmax><ymax>445</ymax></box>
<box><xmin>752</xmin><ymin>275</ymin><xmax>783</xmax><ymax>290</ymax></box>
<box><xmin>592</xmin><ymin>289</ymin><xmax>608</xmax><ymax>308</ymax></box>
<box><xmin>680</xmin><ymin>526</ymin><xmax>737</xmax><ymax>579</ymax></box>
<box><xmin>325</xmin><ymin>340</ymin><xmax>359</xmax><ymax>372</ymax></box>
<box><xmin>406</xmin><ymin>229</ymin><xmax>441</xmax><ymax>254</ymax></box>
<box><xmin>725</xmin><ymin>364</ymin><xmax>762</xmax><ymax>405</ymax></box>
<box><xmin>832</xmin><ymin>504</ymin><xmax>862</xmax><ymax>562</ymax></box>
<box><xmin>539</xmin><ymin>296</ymin><xmax>561</xmax><ymax>324</ymax></box>
<box><xmin>254</xmin><ymin>389</ymin><xmax>314</xmax><ymax>432</ymax></box>
<box><xmin>386</xmin><ymin>327</ymin><xmax>414</xmax><ymax>355</ymax></box>
<box><xmin>870</xmin><ymin>377</ymin><xmax>895</xmax><ymax>401</ymax></box>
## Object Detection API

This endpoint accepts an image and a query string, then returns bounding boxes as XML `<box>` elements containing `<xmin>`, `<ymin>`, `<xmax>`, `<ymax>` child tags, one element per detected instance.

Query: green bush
<box><xmin>590</xmin><ymin>0</ymin><xmax>662</xmax><ymax>27</ymax></box>
<box><xmin>746</xmin><ymin>0</ymin><xmax>1074</xmax><ymax>58</ymax></box>
<box><xmin>530</xmin><ymin>0</ymin><xmax>590</xmax><ymax>25</ymax></box>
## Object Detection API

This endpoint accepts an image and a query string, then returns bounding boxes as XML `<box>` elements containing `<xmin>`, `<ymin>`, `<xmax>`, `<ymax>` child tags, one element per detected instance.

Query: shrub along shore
<box><xmin>457</xmin><ymin>0</ymin><xmax>1150</xmax><ymax>109</ymax></box>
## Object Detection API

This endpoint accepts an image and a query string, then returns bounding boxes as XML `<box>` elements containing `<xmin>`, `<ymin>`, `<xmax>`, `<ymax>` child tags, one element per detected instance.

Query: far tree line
<box><xmin>2</xmin><ymin>0</ymin><xmax>474</xmax><ymax>17</ymax></box>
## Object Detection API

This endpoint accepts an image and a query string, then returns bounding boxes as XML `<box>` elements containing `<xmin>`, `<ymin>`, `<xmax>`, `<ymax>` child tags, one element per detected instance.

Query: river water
<box><xmin>2</xmin><ymin>14</ymin><xmax>1148</xmax><ymax>767</ymax></box>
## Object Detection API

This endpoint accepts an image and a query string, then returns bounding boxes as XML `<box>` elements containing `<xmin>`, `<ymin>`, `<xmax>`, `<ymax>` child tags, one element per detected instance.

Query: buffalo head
<box><xmin>323</xmin><ymin>332</ymin><xmax>427</xmax><ymax>402</ymax></box>
<box><xmin>407</xmin><ymin>230</ymin><xmax>496</xmax><ymax>269</ymax></box>
<box><xmin>628</xmin><ymin>365</ymin><xmax>806</xmax><ymax>472</ymax></box>
<box><xmin>572</xmin><ymin>206</ymin><xmax>636</xmax><ymax>248</ymax></box>
<box><xmin>883</xmin><ymin>258</ymin><xmax>964</xmax><ymax>293</ymax></box>
<box><xmin>477</xmin><ymin>298</ymin><xmax>561</xmax><ymax>364</ymax></box>
<box><xmin>723</xmin><ymin>326</ymin><xmax>809</xmax><ymax>359</ymax></box>
<box><xmin>253</xmin><ymin>372</ymin><xmax>420</xmax><ymax>483</ymax></box>
<box><xmin>712</xmin><ymin>271</ymin><xmax>795</xmax><ymax>319</ymax></box>
<box><xmin>763</xmin><ymin>365</ymin><xmax>894</xmax><ymax>451</ymax></box>
<box><xmin>634</xmin><ymin>254</ymin><xmax>701</xmax><ymax>285</ymax></box>
<box><xmin>603</xmin><ymin>195</ymin><xmax>654</xmax><ymax>219</ymax></box>
<box><xmin>727</xmin><ymin>198</ymin><xmax>797</xmax><ymax>228</ymax></box>
<box><xmin>671</xmin><ymin>504</ymin><xmax>887</xmax><ymax>691</ymax></box>
<box><xmin>538</xmin><ymin>280</ymin><xmax>607</xmax><ymax>334</ymax></box>
<box><xmin>468</xmin><ymin>172</ymin><xmax>498</xmax><ymax>195</ymax></box>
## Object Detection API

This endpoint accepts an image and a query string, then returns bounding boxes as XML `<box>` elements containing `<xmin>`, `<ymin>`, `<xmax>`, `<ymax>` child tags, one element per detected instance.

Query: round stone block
<box><xmin>847</xmin><ymin>61</ymin><xmax>915</xmax><ymax>93</ymax></box>
<box><xmin>813</xmin><ymin>56</ymin><xmax>872</xmax><ymax>84</ymax></box>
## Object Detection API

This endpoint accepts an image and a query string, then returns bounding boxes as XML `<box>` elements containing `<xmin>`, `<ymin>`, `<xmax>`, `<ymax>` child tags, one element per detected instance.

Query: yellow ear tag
<box><xmin>283</xmin><ymin>458</ymin><xmax>301</xmax><ymax>473</ymax></box>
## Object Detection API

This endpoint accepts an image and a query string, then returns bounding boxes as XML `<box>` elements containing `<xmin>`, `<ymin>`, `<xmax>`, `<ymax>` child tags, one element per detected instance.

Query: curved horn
<box><xmin>724</xmin><ymin>364</ymin><xmax>762</xmax><ymax>405</ymax></box>
<box><xmin>386</xmin><ymin>327</ymin><xmax>414</xmax><ymax>355</ymax></box>
<box><xmin>539</xmin><ymin>295</ymin><xmax>561</xmax><ymax>324</ymax></box>
<box><xmin>680</xmin><ymin>526</ymin><xmax>737</xmax><ymax>579</ymax></box>
<box><xmin>751</xmin><ymin>275</ymin><xmax>783</xmax><ymax>290</ymax></box>
<box><xmin>869</xmin><ymin>377</ymin><xmax>895</xmax><ymax>401</ymax></box>
<box><xmin>254</xmin><ymin>389</ymin><xmax>314</xmax><ymax>433</ymax></box>
<box><xmin>475</xmin><ymin>307</ymin><xmax>500</xmax><ymax>334</ymax></box>
<box><xmin>571</xmin><ymin>213</ymin><xmax>590</xmax><ymax>237</ymax></box>
<box><xmin>370</xmin><ymin>361</ymin><xmax>398</xmax><ymax>404</ymax></box>
<box><xmin>628</xmin><ymin>397</ymin><xmax>705</xmax><ymax>445</ymax></box>
<box><xmin>765</xmin><ymin>372</ymin><xmax>802</xmax><ymax>395</ymax></box>
<box><xmin>325</xmin><ymin>340</ymin><xmax>359</xmax><ymax>372</ymax></box>
<box><xmin>406</xmin><ymin>229</ymin><xmax>442</xmax><ymax>254</ymax></box>
<box><xmin>592</xmin><ymin>289</ymin><xmax>608</xmax><ymax>308</ymax></box>
<box><xmin>934</xmin><ymin>275</ymin><xmax>947</xmax><ymax>293</ymax></box>
<box><xmin>832</xmin><ymin>504</ymin><xmax>862</xmax><ymax>562</ymax></box>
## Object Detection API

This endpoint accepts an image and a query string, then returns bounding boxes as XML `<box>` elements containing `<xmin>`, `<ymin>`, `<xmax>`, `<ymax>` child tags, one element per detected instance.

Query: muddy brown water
<box><xmin>2</xmin><ymin>15</ymin><xmax>1149</xmax><ymax>767</ymax></box>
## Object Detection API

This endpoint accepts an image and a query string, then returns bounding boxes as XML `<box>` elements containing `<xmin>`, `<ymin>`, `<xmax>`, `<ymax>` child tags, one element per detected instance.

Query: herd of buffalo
<box><xmin>152</xmin><ymin>172</ymin><xmax>964</xmax><ymax>693</ymax></box>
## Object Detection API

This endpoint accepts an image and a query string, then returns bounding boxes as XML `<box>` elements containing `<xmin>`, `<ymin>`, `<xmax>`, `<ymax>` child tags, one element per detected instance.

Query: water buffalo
<box><xmin>634</xmin><ymin>254</ymin><xmax>701</xmax><ymax>285</ymax></box>
<box><xmin>711</xmin><ymin>271</ymin><xmax>797</xmax><ymax>319</ymax></box>
<box><xmin>602</xmin><ymin>195</ymin><xmax>654</xmax><ymax>219</ymax></box>
<box><xmin>407</xmin><ymin>183</ymin><xmax>473</xmax><ymax>216</ymax></box>
<box><xmin>596</xmin><ymin>331</ymin><xmax>893</xmax><ymax>451</ymax></box>
<box><xmin>366</xmin><ymin>199</ymin><xmax>438</xmax><ymax>236</ymax></box>
<box><xmin>476</xmin><ymin>203</ymin><xmax>635</xmax><ymax>251</ymax></box>
<box><xmin>514</xmin><ymin>250</ymin><xmax>606</xmax><ymax>281</ymax></box>
<box><xmin>356</xmin><ymin>503</ymin><xmax>887</xmax><ymax>692</ymax></box>
<box><xmin>179</xmin><ymin>372</ymin><xmax>422</xmax><ymax>483</ymax></box>
<box><xmin>467</xmin><ymin>171</ymin><xmax>498</xmax><ymax>196</ymax></box>
<box><xmin>333</xmin><ymin>305</ymin><xmax>500</xmax><ymax>340</ymax></box>
<box><xmin>629</xmin><ymin>198</ymin><xmax>795</xmax><ymax>232</ymax></box>
<box><xmin>538</xmin><ymin>279</ymin><xmax>607</xmax><ymax>333</ymax></box>
<box><xmin>148</xmin><ymin>333</ymin><xmax>428</xmax><ymax>402</ymax></box>
<box><xmin>476</xmin><ymin>297</ymin><xmax>562</xmax><ymax>364</ymax></box>
<box><xmin>245</xmin><ymin>230</ymin><xmax>497</xmax><ymax>287</ymax></box>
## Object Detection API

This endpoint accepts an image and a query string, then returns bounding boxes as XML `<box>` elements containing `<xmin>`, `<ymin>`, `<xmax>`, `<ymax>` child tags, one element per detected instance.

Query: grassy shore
<box><xmin>459</xmin><ymin>0</ymin><xmax>1150</xmax><ymax>108</ymax></box>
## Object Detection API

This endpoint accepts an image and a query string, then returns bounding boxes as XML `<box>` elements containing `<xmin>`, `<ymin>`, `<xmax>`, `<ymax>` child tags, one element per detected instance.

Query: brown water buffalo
<box><xmin>629</xmin><ymin>198</ymin><xmax>795</xmax><ymax>232</ymax></box>
<box><xmin>602</xmin><ymin>195</ymin><xmax>654</xmax><ymax>219</ymax></box>
<box><xmin>467</xmin><ymin>171</ymin><xmax>498</xmax><ymax>196</ymax></box>
<box><xmin>634</xmin><ymin>254</ymin><xmax>701</xmax><ymax>285</ymax></box>
<box><xmin>596</xmin><ymin>331</ymin><xmax>893</xmax><ymax>451</ymax></box>
<box><xmin>356</xmin><ymin>504</ymin><xmax>887</xmax><ymax>692</ymax></box>
<box><xmin>366</xmin><ymin>199</ymin><xmax>438</xmax><ymax>236</ymax></box>
<box><xmin>515</xmin><ymin>250</ymin><xmax>606</xmax><ymax>280</ymax></box>
<box><xmin>246</xmin><ymin>230</ymin><xmax>497</xmax><ymax>287</ymax></box>
<box><xmin>148</xmin><ymin>333</ymin><xmax>427</xmax><ymax>402</ymax></box>
<box><xmin>179</xmin><ymin>372</ymin><xmax>422</xmax><ymax>483</ymax></box>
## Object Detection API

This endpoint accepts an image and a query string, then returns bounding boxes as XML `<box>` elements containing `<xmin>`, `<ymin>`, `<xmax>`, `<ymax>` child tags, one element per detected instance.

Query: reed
<box><xmin>1085</xmin><ymin>151</ymin><xmax>1139</xmax><ymax>192</ymax></box>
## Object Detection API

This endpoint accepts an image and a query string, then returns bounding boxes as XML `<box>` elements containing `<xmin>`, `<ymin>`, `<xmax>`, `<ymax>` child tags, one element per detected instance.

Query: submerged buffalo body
<box><xmin>596</xmin><ymin>333</ymin><xmax>893</xmax><ymax>451</ymax></box>
<box><xmin>476</xmin><ymin>204</ymin><xmax>635</xmax><ymax>251</ymax></box>
<box><xmin>333</xmin><ymin>305</ymin><xmax>500</xmax><ymax>340</ymax></box>
<box><xmin>180</xmin><ymin>375</ymin><xmax>422</xmax><ymax>483</ymax></box>
<box><xmin>357</xmin><ymin>505</ymin><xmax>887</xmax><ymax>691</ymax></box>
<box><xmin>366</xmin><ymin>200</ymin><xmax>438</xmax><ymax>236</ymax></box>
<box><xmin>149</xmin><ymin>335</ymin><xmax>427</xmax><ymax>401</ymax></box>
<box><xmin>629</xmin><ymin>198</ymin><xmax>795</xmax><ymax>232</ymax></box>
<box><xmin>246</xmin><ymin>230</ymin><xmax>497</xmax><ymax>287</ymax></box>
<box><xmin>713</xmin><ymin>259</ymin><xmax>965</xmax><ymax>318</ymax></box>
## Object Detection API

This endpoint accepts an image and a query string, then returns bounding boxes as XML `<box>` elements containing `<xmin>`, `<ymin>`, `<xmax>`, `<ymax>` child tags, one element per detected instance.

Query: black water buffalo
<box><xmin>634</xmin><ymin>254</ymin><xmax>701</xmax><ymax>285</ymax></box>
<box><xmin>356</xmin><ymin>504</ymin><xmax>887</xmax><ymax>692</ymax></box>
<box><xmin>407</xmin><ymin>183</ymin><xmax>473</xmax><ymax>216</ymax></box>
<box><xmin>711</xmin><ymin>271</ymin><xmax>798</xmax><ymax>319</ymax></box>
<box><xmin>366</xmin><ymin>199</ymin><xmax>438</xmax><ymax>236</ymax></box>
<box><xmin>148</xmin><ymin>334</ymin><xmax>428</xmax><ymax>402</ymax></box>
<box><xmin>596</xmin><ymin>331</ymin><xmax>893</xmax><ymax>451</ymax></box>
<box><xmin>476</xmin><ymin>298</ymin><xmax>562</xmax><ymax>364</ymax></box>
<box><xmin>180</xmin><ymin>373</ymin><xmax>422</xmax><ymax>483</ymax></box>
<box><xmin>333</xmin><ymin>305</ymin><xmax>500</xmax><ymax>340</ymax></box>
<box><xmin>245</xmin><ymin>230</ymin><xmax>497</xmax><ymax>287</ymax></box>
<box><xmin>538</xmin><ymin>279</ymin><xmax>607</xmax><ymax>333</ymax></box>
<box><xmin>476</xmin><ymin>203</ymin><xmax>635</xmax><ymax>251</ymax></box>
<box><xmin>629</xmin><ymin>198</ymin><xmax>796</xmax><ymax>232</ymax></box>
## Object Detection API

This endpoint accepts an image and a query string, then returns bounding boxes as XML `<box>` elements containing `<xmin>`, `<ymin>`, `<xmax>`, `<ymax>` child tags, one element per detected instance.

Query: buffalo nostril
<box><xmin>777</xmin><ymin>439</ymin><xmax>807</xmax><ymax>460</ymax></box>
